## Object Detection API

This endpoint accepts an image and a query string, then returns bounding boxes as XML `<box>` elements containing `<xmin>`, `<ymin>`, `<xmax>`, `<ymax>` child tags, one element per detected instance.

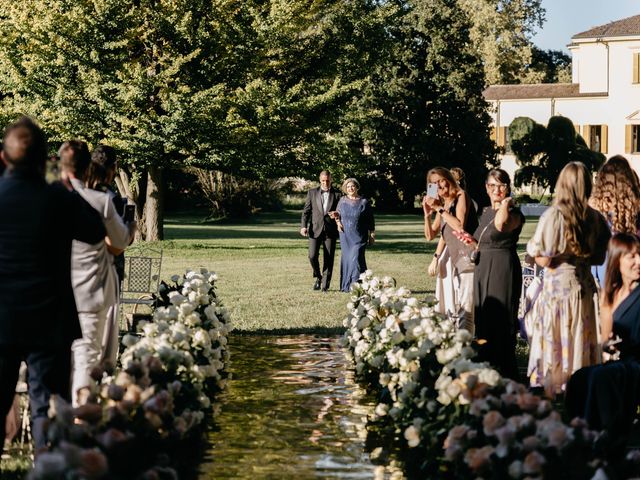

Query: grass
<box><xmin>155</xmin><ymin>208</ymin><xmax>538</xmax><ymax>333</ymax></box>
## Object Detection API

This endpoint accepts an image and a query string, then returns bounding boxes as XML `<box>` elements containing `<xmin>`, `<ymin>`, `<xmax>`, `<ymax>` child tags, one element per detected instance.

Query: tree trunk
<box><xmin>146</xmin><ymin>166</ymin><xmax>164</xmax><ymax>241</ymax></box>
<box><xmin>115</xmin><ymin>168</ymin><xmax>148</xmax><ymax>242</ymax></box>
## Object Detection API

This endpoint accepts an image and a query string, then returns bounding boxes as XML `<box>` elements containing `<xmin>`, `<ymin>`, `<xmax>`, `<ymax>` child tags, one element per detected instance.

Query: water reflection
<box><xmin>198</xmin><ymin>335</ymin><xmax>404</xmax><ymax>479</ymax></box>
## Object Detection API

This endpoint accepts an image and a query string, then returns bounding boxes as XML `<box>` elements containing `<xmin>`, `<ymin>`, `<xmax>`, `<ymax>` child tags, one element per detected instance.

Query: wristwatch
<box><xmin>434</xmin><ymin>252</ymin><xmax>440</xmax><ymax>259</ymax></box>
<box><xmin>437</xmin><ymin>208</ymin><xmax>445</xmax><ymax>215</ymax></box>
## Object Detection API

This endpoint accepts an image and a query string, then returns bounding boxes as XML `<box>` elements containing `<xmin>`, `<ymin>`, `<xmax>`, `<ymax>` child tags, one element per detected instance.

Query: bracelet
<box><xmin>434</xmin><ymin>253</ymin><xmax>440</xmax><ymax>259</ymax></box>
<box><xmin>438</xmin><ymin>208</ymin><xmax>445</xmax><ymax>215</ymax></box>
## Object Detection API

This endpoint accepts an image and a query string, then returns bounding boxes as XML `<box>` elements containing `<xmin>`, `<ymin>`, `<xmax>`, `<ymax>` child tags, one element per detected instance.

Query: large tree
<box><xmin>329</xmin><ymin>0</ymin><xmax>499</xmax><ymax>208</ymax></box>
<box><xmin>0</xmin><ymin>0</ymin><xmax>260</xmax><ymax>239</ymax></box>
<box><xmin>510</xmin><ymin>115</ymin><xmax>605</xmax><ymax>193</ymax></box>
<box><xmin>0</xmin><ymin>0</ymin><xmax>378</xmax><ymax>238</ymax></box>
<box><xmin>460</xmin><ymin>0</ymin><xmax>545</xmax><ymax>85</ymax></box>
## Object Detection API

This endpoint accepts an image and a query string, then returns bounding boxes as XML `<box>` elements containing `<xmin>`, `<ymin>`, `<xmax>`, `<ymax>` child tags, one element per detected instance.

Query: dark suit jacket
<box><xmin>0</xmin><ymin>171</ymin><xmax>105</xmax><ymax>348</ymax></box>
<box><xmin>301</xmin><ymin>186</ymin><xmax>341</xmax><ymax>239</ymax></box>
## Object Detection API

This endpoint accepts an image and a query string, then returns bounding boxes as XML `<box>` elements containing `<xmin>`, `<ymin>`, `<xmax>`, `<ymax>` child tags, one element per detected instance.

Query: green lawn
<box><xmin>155</xmin><ymin>209</ymin><xmax>538</xmax><ymax>333</ymax></box>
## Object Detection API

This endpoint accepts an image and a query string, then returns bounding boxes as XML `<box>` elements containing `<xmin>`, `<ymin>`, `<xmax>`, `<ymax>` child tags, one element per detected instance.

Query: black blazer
<box><xmin>301</xmin><ymin>186</ymin><xmax>341</xmax><ymax>239</ymax></box>
<box><xmin>0</xmin><ymin>171</ymin><xmax>105</xmax><ymax>348</ymax></box>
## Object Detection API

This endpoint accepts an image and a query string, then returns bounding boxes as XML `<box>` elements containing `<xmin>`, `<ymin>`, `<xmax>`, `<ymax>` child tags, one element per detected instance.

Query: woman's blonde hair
<box><xmin>590</xmin><ymin>155</ymin><xmax>640</xmax><ymax>234</ymax></box>
<box><xmin>341</xmin><ymin>177</ymin><xmax>360</xmax><ymax>194</ymax></box>
<box><xmin>553</xmin><ymin>162</ymin><xmax>593</xmax><ymax>257</ymax></box>
<box><xmin>450</xmin><ymin>167</ymin><xmax>466</xmax><ymax>189</ymax></box>
<box><xmin>426</xmin><ymin>167</ymin><xmax>460</xmax><ymax>198</ymax></box>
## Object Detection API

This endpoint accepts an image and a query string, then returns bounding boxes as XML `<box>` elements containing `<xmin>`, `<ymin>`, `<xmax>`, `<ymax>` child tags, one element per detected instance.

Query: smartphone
<box><xmin>426</xmin><ymin>183</ymin><xmax>439</xmax><ymax>198</ymax></box>
<box><xmin>123</xmin><ymin>204</ymin><xmax>136</xmax><ymax>222</ymax></box>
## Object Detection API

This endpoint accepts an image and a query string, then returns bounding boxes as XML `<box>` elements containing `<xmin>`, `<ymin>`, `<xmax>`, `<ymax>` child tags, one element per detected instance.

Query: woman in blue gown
<box><xmin>335</xmin><ymin>178</ymin><xmax>375</xmax><ymax>292</ymax></box>
<box><xmin>566</xmin><ymin>233</ymin><xmax>640</xmax><ymax>441</ymax></box>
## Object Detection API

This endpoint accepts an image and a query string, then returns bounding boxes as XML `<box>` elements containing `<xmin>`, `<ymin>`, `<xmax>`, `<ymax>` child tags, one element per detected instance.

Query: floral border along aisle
<box><xmin>342</xmin><ymin>271</ymin><xmax>640</xmax><ymax>479</ymax></box>
<box><xmin>29</xmin><ymin>268</ymin><xmax>232</xmax><ymax>480</ymax></box>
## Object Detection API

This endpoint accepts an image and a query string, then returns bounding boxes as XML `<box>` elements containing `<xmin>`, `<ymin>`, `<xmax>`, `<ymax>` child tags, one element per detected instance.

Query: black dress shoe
<box><xmin>313</xmin><ymin>279</ymin><xmax>321</xmax><ymax>290</ymax></box>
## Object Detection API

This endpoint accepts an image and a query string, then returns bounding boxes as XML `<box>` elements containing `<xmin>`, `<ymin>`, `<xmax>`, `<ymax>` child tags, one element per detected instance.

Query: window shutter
<box><xmin>497</xmin><ymin>127</ymin><xmax>506</xmax><ymax>147</ymax></box>
<box><xmin>582</xmin><ymin>125</ymin><xmax>591</xmax><ymax>148</ymax></box>
<box><xmin>601</xmin><ymin>125</ymin><xmax>608</xmax><ymax>154</ymax></box>
<box><xmin>625</xmin><ymin>125</ymin><xmax>633</xmax><ymax>153</ymax></box>
<box><xmin>634</xmin><ymin>53</ymin><xmax>640</xmax><ymax>84</ymax></box>
<box><xmin>573</xmin><ymin>124</ymin><xmax>580</xmax><ymax>136</ymax></box>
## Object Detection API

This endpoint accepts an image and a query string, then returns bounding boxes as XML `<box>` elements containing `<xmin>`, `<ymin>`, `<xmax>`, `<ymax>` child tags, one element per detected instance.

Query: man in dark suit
<box><xmin>0</xmin><ymin>117</ymin><xmax>105</xmax><ymax>453</ymax></box>
<box><xmin>300</xmin><ymin>170</ymin><xmax>341</xmax><ymax>292</ymax></box>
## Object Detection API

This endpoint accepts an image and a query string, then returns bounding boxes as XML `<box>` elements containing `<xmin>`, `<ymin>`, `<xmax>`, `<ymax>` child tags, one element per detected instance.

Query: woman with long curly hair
<box><xmin>525</xmin><ymin>162</ymin><xmax>611</xmax><ymax>396</ymax></box>
<box><xmin>589</xmin><ymin>155</ymin><xmax>640</xmax><ymax>286</ymax></box>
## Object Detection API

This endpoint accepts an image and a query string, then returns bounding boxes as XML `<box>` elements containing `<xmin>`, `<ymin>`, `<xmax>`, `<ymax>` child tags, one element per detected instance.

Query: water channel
<box><xmin>197</xmin><ymin>335</ymin><xmax>404</xmax><ymax>479</ymax></box>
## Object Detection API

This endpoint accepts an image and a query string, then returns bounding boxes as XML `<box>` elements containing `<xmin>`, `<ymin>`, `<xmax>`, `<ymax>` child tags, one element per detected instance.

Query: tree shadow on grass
<box><xmin>371</xmin><ymin>241</ymin><xmax>432</xmax><ymax>255</ymax></box>
<box><xmin>164</xmin><ymin>226</ymin><xmax>301</xmax><ymax>241</ymax></box>
<box><xmin>232</xmin><ymin>327</ymin><xmax>346</xmax><ymax>336</ymax></box>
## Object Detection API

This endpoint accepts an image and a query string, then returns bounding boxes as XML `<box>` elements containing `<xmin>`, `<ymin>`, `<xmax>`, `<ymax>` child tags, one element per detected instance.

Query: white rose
<box><xmin>375</xmin><ymin>403</ymin><xmax>389</xmax><ymax>417</ymax></box>
<box><xmin>179</xmin><ymin>302</ymin><xmax>196</xmax><ymax>316</ymax></box>
<box><xmin>168</xmin><ymin>292</ymin><xmax>188</xmax><ymax>306</ymax></box>
<box><xmin>122</xmin><ymin>334</ymin><xmax>139</xmax><ymax>348</ymax></box>
<box><xmin>183</xmin><ymin>312</ymin><xmax>201</xmax><ymax>327</ymax></box>
<box><xmin>403</xmin><ymin>426</ymin><xmax>421</xmax><ymax>448</ymax></box>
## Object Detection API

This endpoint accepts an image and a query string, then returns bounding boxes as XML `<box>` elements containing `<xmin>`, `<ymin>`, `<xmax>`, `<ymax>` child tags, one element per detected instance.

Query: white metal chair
<box><xmin>119</xmin><ymin>245</ymin><xmax>162</xmax><ymax>331</ymax></box>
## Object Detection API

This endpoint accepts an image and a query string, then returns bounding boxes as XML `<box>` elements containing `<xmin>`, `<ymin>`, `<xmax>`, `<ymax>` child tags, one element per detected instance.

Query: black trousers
<box><xmin>308</xmin><ymin>231</ymin><xmax>337</xmax><ymax>289</ymax></box>
<box><xmin>0</xmin><ymin>345</ymin><xmax>72</xmax><ymax>453</ymax></box>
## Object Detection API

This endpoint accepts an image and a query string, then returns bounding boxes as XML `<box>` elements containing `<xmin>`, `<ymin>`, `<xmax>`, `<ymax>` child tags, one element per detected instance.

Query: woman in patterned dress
<box><xmin>525</xmin><ymin>162</ymin><xmax>611</xmax><ymax>396</ymax></box>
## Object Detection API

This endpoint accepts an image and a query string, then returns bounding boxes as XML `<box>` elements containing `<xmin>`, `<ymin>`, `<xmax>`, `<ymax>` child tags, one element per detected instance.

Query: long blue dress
<box><xmin>337</xmin><ymin>197</ymin><xmax>375</xmax><ymax>292</ymax></box>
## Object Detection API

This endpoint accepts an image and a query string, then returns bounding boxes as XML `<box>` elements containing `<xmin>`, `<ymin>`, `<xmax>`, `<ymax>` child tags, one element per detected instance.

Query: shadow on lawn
<box><xmin>232</xmin><ymin>326</ymin><xmax>346</xmax><ymax>336</ymax></box>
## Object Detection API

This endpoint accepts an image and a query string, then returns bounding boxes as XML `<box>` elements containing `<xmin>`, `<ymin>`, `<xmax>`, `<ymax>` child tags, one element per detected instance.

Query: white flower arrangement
<box><xmin>342</xmin><ymin>271</ymin><xmax>502</xmax><ymax>458</ymax></box>
<box><xmin>343</xmin><ymin>272</ymin><xmax>640</xmax><ymax>479</ymax></box>
<box><xmin>30</xmin><ymin>268</ymin><xmax>232</xmax><ymax>479</ymax></box>
<box><xmin>120</xmin><ymin>268</ymin><xmax>232</xmax><ymax>412</ymax></box>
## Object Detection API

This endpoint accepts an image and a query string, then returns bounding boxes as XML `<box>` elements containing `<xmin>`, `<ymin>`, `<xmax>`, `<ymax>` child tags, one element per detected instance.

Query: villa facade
<box><xmin>485</xmin><ymin>14</ymin><xmax>640</xmax><ymax>179</ymax></box>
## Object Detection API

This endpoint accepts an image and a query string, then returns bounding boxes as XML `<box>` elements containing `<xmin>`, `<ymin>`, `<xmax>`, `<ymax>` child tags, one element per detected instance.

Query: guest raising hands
<box><xmin>422</xmin><ymin>167</ymin><xmax>477</xmax><ymax>332</ymax></box>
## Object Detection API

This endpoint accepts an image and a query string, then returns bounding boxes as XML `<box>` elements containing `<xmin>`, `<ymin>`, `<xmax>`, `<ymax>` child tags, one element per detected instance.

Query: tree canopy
<box><xmin>510</xmin><ymin>115</ymin><xmax>605</xmax><ymax>192</ymax></box>
<box><xmin>0</xmin><ymin>0</ymin><xmax>547</xmax><ymax>234</ymax></box>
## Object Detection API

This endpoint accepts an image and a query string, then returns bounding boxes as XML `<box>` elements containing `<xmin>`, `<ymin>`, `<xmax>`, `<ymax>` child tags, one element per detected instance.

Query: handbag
<box><xmin>469</xmin><ymin>222</ymin><xmax>491</xmax><ymax>265</ymax></box>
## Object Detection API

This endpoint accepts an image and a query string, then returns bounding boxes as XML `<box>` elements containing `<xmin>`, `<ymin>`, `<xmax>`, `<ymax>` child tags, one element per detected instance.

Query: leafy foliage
<box><xmin>0</xmin><ymin>0</ymin><xmax>545</xmax><ymax>222</ymax></box>
<box><xmin>510</xmin><ymin>116</ymin><xmax>605</xmax><ymax>192</ymax></box>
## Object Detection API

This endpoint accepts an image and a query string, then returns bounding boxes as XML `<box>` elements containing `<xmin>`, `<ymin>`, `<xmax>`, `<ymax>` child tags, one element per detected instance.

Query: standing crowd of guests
<box><xmin>423</xmin><ymin>156</ymin><xmax>640</xmax><ymax>446</ymax></box>
<box><xmin>0</xmin><ymin>117</ymin><xmax>135</xmax><ymax>454</ymax></box>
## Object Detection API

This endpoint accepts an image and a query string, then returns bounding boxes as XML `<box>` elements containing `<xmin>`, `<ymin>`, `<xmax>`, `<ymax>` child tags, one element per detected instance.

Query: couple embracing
<box><xmin>300</xmin><ymin>171</ymin><xmax>375</xmax><ymax>293</ymax></box>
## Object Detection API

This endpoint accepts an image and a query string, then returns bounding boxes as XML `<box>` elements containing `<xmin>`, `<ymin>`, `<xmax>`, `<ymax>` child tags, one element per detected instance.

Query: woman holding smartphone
<box><xmin>422</xmin><ymin>167</ymin><xmax>477</xmax><ymax>332</ymax></box>
<box><xmin>455</xmin><ymin>169</ymin><xmax>524</xmax><ymax>379</ymax></box>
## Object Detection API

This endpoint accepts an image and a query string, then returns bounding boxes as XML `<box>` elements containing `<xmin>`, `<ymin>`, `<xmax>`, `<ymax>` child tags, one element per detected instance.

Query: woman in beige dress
<box><xmin>525</xmin><ymin>162</ymin><xmax>611</xmax><ymax>396</ymax></box>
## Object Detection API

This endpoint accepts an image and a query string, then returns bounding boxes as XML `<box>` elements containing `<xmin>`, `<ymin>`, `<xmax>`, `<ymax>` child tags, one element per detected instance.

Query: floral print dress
<box><xmin>525</xmin><ymin>207</ymin><xmax>610</xmax><ymax>396</ymax></box>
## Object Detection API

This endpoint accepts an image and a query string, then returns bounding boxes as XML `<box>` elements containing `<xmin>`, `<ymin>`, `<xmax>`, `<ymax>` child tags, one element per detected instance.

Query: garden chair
<box><xmin>119</xmin><ymin>244</ymin><xmax>163</xmax><ymax>331</ymax></box>
<box><xmin>518</xmin><ymin>263</ymin><xmax>544</xmax><ymax>341</ymax></box>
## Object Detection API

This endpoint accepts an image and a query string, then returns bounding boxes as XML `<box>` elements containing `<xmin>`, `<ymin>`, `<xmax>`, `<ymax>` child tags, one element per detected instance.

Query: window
<box><xmin>589</xmin><ymin>125</ymin><xmax>601</xmax><ymax>152</ymax></box>
<box><xmin>634</xmin><ymin>52</ymin><xmax>640</xmax><ymax>84</ymax></box>
<box><xmin>626</xmin><ymin>125</ymin><xmax>640</xmax><ymax>153</ymax></box>
<box><xmin>582</xmin><ymin>124</ymin><xmax>608</xmax><ymax>154</ymax></box>
<box><xmin>495</xmin><ymin>126</ymin><xmax>512</xmax><ymax>153</ymax></box>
